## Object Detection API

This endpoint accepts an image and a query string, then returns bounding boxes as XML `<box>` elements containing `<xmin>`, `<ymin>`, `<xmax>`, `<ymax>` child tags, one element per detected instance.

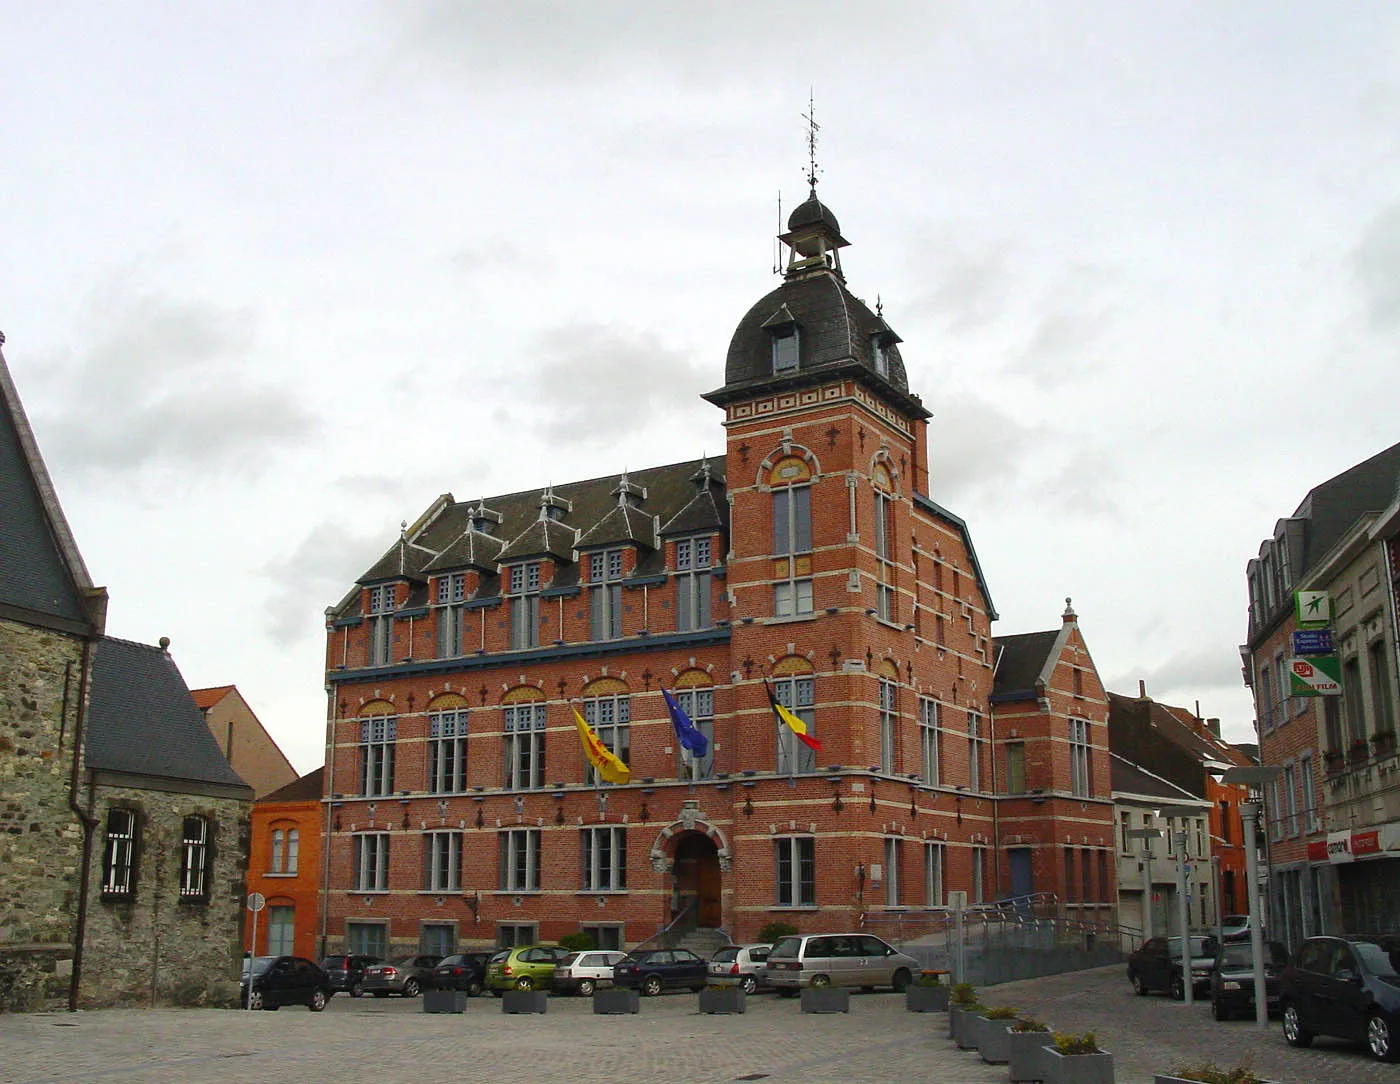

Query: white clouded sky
<box><xmin>7</xmin><ymin>2</ymin><xmax>1400</xmax><ymax>771</ymax></box>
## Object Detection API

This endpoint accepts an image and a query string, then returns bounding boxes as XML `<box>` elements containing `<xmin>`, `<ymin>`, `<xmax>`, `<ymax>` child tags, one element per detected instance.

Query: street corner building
<box><xmin>320</xmin><ymin>188</ymin><xmax>1118</xmax><ymax>959</ymax></box>
<box><xmin>0</xmin><ymin>339</ymin><xmax>255</xmax><ymax>1010</ymax></box>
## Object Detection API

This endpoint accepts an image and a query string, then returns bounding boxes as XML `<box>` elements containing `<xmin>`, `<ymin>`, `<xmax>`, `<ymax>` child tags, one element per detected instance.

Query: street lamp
<box><xmin>1222</xmin><ymin>765</ymin><xmax>1283</xmax><ymax>1028</ymax></box>
<box><xmin>1172</xmin><ymin>829</ymin><xmax>1196</xmax><ymax>1006</ymax></box>
<box><xmin>1126</xmin><ymin>825</ymin><xmax>1162</xmax><ymax>945</ymax></box>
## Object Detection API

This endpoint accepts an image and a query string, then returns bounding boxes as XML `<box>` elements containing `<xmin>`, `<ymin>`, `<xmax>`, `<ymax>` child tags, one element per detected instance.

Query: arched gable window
<box><xmin>502</xmin><ymin>686</ymin><xmax>546</xmax><ymax>790</ymax></box>
<box><xmin>672</xmin><ymin>669</ymin><xmax>715</xmax><ymax>781</ymax></box>
<box><xmin>581</xmin><ymin>678</ymin><xmax>630</xmax><ymax>787</ymax></box>
<box><xmin>771</xmin><ymin>656</ymin><xmax>817</xmax><ymax>775</ymax></box>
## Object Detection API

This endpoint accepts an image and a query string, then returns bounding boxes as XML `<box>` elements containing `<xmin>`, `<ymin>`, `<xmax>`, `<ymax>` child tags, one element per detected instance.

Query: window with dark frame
<box><xmin>507</xmin><ymin>562</ymin><xmax>541</xmax><ymax>650</ymax></box>
<box><xmin>101</xmin><ymin>807</ymin><xmax>137</xmax><ymax>897</ymax></box>
<box><xmin>435</xmin><ymin>573</ymin><xmax>466</xmax><ymax>658</ymax></box>
<box><xmin>359</xmin><ymin>715</ymin><xmax>396</xmax><ymax>796</ymax></box>
<box><xmin>589</xmin><ymin>549</ymin><xmax>624</xmax><ymax>641</ymax></box>
<box><xmin>178</xmin><ymin>815</ymin><xmax>210</xmax><ymax>900</ymax></box>
<box><xmin>503</xmin><ymin>701</ymin><xmax>546</xmax><ymax>790</ymax></box>
<box><xmin>428</xmin><ymin>709</ymin><xmax>468</xmax><ymax>793</ymax></box>
<box><xmin>775</xmin><ymin>836</ymin><xmax>815</xmax><ymax>907</ymax></box>
<box><xmin>581</xmin><ymin>826</ymin><xmax>627</xmax><ymax>892</ymax></box>
<box><xmin>674</xmin><ymin>537</ymin><xmax>713</xmax><ymax>631</ymax></box>
<box><xmin>499</xmin><ymin>828</ymin><xmax>540</xmax><ymax>892</ymax></box>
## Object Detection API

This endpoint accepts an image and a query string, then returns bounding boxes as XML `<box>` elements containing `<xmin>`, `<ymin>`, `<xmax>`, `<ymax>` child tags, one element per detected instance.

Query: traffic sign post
<box><xmin>246</xmin><ymin>892</ymin><xmax>266</xmax><ymax>1011</ymax></box>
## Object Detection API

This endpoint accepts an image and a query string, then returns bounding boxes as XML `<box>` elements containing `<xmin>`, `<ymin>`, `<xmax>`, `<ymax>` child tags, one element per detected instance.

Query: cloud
<box><xmin>262</xmin><ymin>519</ymin><xmax>393</xmax><ymax>645</ymax></box>
<box><xmin>450</xmin><ymin>240</ymin><xmax>546</xmax><ymax>275</ymax></box>
<box><xmin>1107</xmin><ymin>645</ymin><xmax>1245</xmax><ymax>702</ymax></box>
<box><xmin>1038</xmin><ymin>447</ymin><xmax>1124</xmax><ymax>521</ymax></box>
<box><xmin>1353</xmin><ymin>203</ymin><xmax>1400</xmax><ymax>329</ymax></box>
<box><xmin>1005</xmin><ymin>263</ymin><xmax>1118</xmax><ymax>389</ymax></box>
<box><xmin>522</xmin><ymin>322</ymin><xmax>704</xmax><ymax>443</ymax></box>
<box><xmin>905</xmin><ymin>236</ymin><xmax>1015</xmax><ymax>333</ymax></box>
<box><xmin>33</xmin><ymin>290</ymin><xmax>318</xmax><ymax>478</ymax></box>
<box><xmin>923</xmin><ymin>392</ymin><xmax>1042</xmax><ymax>502</ymax></box>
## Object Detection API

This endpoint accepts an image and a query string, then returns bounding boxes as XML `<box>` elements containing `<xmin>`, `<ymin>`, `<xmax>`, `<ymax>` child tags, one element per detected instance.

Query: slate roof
<box><xmin>576</xmin><ymin>502</ymin><xmax>657</xmax><ymax>551</ymax></box>
<box><xmin>335</xmin><ymin>459</ymin><xmax>721</xmax><ymax>619</ymax></box>
<box><xmin>1110</xmin><ymin>752</ymin><xmax>1206</xmax><ymax>804</ymax></box>
<box><xmin>1291</xmin><ymin>440</ymin><xmax>1400</xmax><ymax>577</ymax></box>
<box><xmin>0</xmin><ymin>344</ymin><xmax>98</xmax><ymax>630</ymax></box>
<box><xmin>787</xmin><ymin>194</ymin><xmax>843</xmax><ymax>234</ymax></box>
<box><xmin>262</xmin><ymin>766</ymin><xmax>324</xmax><ymax>804</ymax></box>
<box><xmin>1152</xmin><ymin>700</ymin><xmax>1253</xmax><ymax>769</ymax></box>
<box><xmin>86</xmin><ymin>637</ymin><xmax>252</xmax><ymax>793</ymax></box>
<box><xmin>713</xmin><ymin>270</ymin><xmax>913</xmax><ymax>399</ymax></box>
<box><xmin>421</xmin><ymin>527</ymin><xmax>505</xmax><ymax>574</ymax></box>
<box><xmin>990</xmin><ymin>629</ymin><xmax>1061</xmax><ymax>702</ymax></box>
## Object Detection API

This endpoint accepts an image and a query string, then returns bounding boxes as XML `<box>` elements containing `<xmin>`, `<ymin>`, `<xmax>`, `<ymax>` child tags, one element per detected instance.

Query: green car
<box><xmin>485</xmin><ymin>945</ymin><xmax>570</xmax><ymax>994</ymax></box>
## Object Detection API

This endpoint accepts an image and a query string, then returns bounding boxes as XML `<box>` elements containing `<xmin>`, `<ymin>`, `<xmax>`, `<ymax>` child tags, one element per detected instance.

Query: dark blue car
<box><xmin>1281</xmin><ymin>934</ymin><xmax>1400</xmax><ymax>1062</ymax></box>
<box><xmin>613</xmin><ymin>948</ymin><xmax>708</xmax><ymax>996</ymax></box>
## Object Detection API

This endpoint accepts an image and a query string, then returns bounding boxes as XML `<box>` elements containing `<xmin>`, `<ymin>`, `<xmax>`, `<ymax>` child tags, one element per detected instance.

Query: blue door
<box><xmin>1009</xmin><ymin>848</ymin><xmax>1033</xmax><ymax>901</ymax></box>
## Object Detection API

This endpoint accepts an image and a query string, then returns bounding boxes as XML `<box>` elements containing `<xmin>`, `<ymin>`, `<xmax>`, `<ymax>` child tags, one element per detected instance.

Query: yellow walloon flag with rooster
<box><xmin>572</xmin><ymin>705</ymin><xmax>631</xmax><ymax>784</ymax></box>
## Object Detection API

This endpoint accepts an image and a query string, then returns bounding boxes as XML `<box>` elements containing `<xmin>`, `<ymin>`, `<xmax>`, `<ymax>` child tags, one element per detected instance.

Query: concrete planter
<box><xmin>699</xmin><ymin>987</ymin><xmax>746</xmax><ymax>1014</ymax></box>
<box><xmin>955</xmin><ymin>1008</ymin><xmax>986</xmax><ymax>1049</ymax></box>
<box><xmin>800</xmin><ymin>987</ymin><xmax>850</xmax><ymax>1014</ymax></box>
<box><xmin>1041</xmin><ymin>1048</ymin><xmax>1114</xmax><ymax>1084</ymax></box>
<box><xmin>904</xmin><ymin>985</ymin><xmax>949</xmax><ymax>1012</ymax></box>
<box><xmin>422</xmin><ymin>990</ymin><xmax>468</xmax><ymax>1014</ymax></box>
<box><xmin>1008</xmin><ymin>1030</ymin><xmax>1054</xmax><ymax>1083</ymax></box>
<box><xmin>501</xmin><ymin>989</ymin><xmax>548</xmax><ymax>1014</ymax></box>
<box><xmin>979</xmin><ymin>1020</ymin><xmax>1013</xmax><ymax>1064</ymax></box>
<box><xmin>1154</xmin><ymin>1077</ymin><xmax>1277</xmax><ymax>1084</ymax></box>
<box><xmin>592</xmin><ymin>988</ymin><xmax>640</xmax><ymax>1014</ymax></box>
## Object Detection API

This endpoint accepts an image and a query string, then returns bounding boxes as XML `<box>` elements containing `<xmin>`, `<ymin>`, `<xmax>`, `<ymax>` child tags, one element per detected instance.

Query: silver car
<box><xmin>552</xmin><ymin>950</ymin><xmax>628</xmax><ymax>996</ymax></box>
<box><xmin>709</xmin><ymin>943</ymin><xmax>772</xmax><ymax>994</ymax></box>
<box><xmin>764</xmin><ymin>933</ymin><xmax>917</xmax><ymax>994</ymax></box>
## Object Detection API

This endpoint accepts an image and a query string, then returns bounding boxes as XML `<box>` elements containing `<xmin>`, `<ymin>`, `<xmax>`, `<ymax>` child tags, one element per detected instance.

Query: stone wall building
<box><xmin>0</xmin><ymin>339</ymin><xmax>254</xmax><ymax>1009</ymax></box>
<box><xmin>319</xmin><ymin>186</ymin><xmax>1115</xmax><ymax>960</ymax></box>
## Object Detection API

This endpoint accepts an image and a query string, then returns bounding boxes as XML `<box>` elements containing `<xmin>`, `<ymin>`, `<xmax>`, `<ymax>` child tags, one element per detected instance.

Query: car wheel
<box><xmin>309</xmin><ymin>989</ymin><xmax>328</xmax><ymax>1012</ymax></box>
<box><xmin>577</xmin><ymin>978</ymin><xmax>596</xmax><ymax>997</ymax></box>
<box><xmin>1131</xmin><ymin>972</ymin><xmax>1149</xmax><ymax>997</ymax></box>
<box><xmin>1282</xmin><ymin>1003</ymin><xmax>1313</xmax><ymax>1047</ymax></box>
<box><xmin>808</xmin><ymin>974</ymin><xmax>832</xmax><ymax>990</ymax></box>
<box><xmin>349</xmin><ymin>981</ymin><xmax>364</xmax><ymax>998</ymax></box>
<box><xmin>403</xmin><ymin>979</ymin><xmax>421</xmax><ymax>998</ymax></box>
<box><xmin>777</xmin><ymin>988</ymin><xmax>798</xmax><ymax>998</ymax></box>
<box><xmin>246</xmin><ymin>990</ymin><xmax>265</xmax><ymax>1011</ymax></box>
<box><xmin>741</xmin><ymin>975</ymin><xmax>758</xmax><ymax>995</ymax></box>
<box><xmin>467</xmin><ymin>979</ymin><xmax>483</xmax><ymax>998</ymax></box>
<box><xmin>1368</xmin><ymin>1012</ymin><xmax>1399</xmax><ymax>1062</ymax></box>
<box><xmin>1211</xmin><ymin>996</ymin><xmax>1230</xmax><ymax>1022</ymax></box>
<box><xmin>1169</xmin><ymin>973</ymin><xmax>1184</xmax><ymax>1001</ymax></box>
<box><xmin>890</xmin><ymin>968</ymin><xmax>911</xmax><ymax>994</ymax></box>
<box><xmin>642</xmin><ymin>975</ymin><xmax>664</xmax><ymax>997</ymax></box>
<box><xmin>515</xmin><ymin>976</ymin><xmax>535</xmax><ymax>991</ymax></box>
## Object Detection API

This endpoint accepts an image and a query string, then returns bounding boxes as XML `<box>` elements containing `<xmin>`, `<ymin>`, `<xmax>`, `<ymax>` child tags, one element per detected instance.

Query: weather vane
<box><xmin>802</xmin><ymin>89</ymin><xmax>820</xmax><ymax>195</ymax></box>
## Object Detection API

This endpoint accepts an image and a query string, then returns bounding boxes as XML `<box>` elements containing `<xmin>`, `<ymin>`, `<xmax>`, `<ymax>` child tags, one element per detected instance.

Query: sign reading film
<box><xmin>1288</xmin><ymin>655</ymin><xmax>1342</xmax><ymax>697</ymax></box>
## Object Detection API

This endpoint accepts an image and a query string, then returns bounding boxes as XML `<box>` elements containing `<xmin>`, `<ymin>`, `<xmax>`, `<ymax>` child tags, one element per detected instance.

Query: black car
<box><xmin>429</xmin><ymin>951</ymin><xmax>493</xmax><ymax>996</ymax></box>
<box><xmin>1281</xmin><ymin>934</ymin><xmax>1400</xmax><ymax>1062</ymax></box>
<box><xmin>613</xmin><ymin>948</ymin><xmax>708</xmax><ymax>996</ymax></box>
<box><xmin>1127</xmin><ymin>935</ymin><xmax>1218</xmax><ymax>999</ymax></box>
<box><xmin>319</xmin><ymin>953</ymin><xmax>381</xmax><ymax>998</ymax></box>
<box><xmin>242</xmin><ymin>955</ymin><xmax>332</xmax><ymax>1011</ymax></box>
<box><xmin>1209</xmin><ymin>940</ymin><xmax>1287</xmax><ymax>1021</ymax></box>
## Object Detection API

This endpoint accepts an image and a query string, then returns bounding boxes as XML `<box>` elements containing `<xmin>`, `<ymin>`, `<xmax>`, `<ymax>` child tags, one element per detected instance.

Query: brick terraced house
<box><xmin>320</xmin><ymin>188</ymin><xmax>1116</xmax><ymax>958</ymax></box>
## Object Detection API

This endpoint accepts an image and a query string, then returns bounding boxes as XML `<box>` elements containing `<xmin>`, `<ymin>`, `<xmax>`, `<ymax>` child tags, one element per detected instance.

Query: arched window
<box><xmin>270</xmin><ymin>828</ymin><xmax>285</xmax><ymax>874</ymax></box>
<box><xmin>672</xmin><ymin>670</ymin><xmax>715</xmax><ymax>781</ymax></box>
<box><xmin>581</xmin><ymin>678</ymin><xmax>630</xmax><ymax>787</ymax></box>
<box><xmin>769</xmin><ymin>455</ymin><xmax>814</xmax><ymax>617</ymax></box>
<box><xmin>286</xmin><ymin>829</ymin><xmax>299</xmax><ymax>875</ymax></box>
<box><xmin>502</xmin><ymin>686</ymin><xmax>546</xmax><ymax>790</ymax></box>
<box><xmin>358</xmin><ymin>701</ymin><xmax>396</xmax><ymax>796</ymax></box>
<box><xmin>771</xmin><ymin>657</ymin><xmax>816</xmax><ymax>775</ymax></box>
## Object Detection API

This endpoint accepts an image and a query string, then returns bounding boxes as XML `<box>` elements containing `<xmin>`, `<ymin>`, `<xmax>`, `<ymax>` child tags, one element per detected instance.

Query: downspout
<box><xmin>66</xmin><ymin>633</ymin><xmax>99</xmax><ymax>1012</ymax></box>
<box><xmin>989</xmin><ymin>644</ymin><xmax>1005</xmax><ymax>901</ymax></box>
<box><xmin>318</xmin><ymin>682</ymin><xmax>337</xmax><ymax>958</ymax></box>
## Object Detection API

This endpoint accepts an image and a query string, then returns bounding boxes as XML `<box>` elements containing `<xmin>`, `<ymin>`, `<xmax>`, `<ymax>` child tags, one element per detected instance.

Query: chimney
<box><xmin>1206</xmin><ymin>717</ymin><xmax>1221</xmax><ymax>737</ymax></box>
<box><xmin>1138</xmin><ymin>679</ymin><xmax>1147</xmax><ymax>700</ymax></box>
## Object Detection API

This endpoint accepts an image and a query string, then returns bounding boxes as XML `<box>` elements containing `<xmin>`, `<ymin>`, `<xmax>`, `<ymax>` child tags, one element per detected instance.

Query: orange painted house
<box><xmin>246</xmin><ymin>768</ymin><xmax>324</xmax><ymax>958</ymax></box>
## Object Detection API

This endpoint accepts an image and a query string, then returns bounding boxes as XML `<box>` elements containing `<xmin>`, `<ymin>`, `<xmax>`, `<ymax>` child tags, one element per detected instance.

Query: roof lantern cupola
<box><xmin>538</xmin><ymin>485</ymin><xmax>572</xmax><ymax>522</ymax></box>
<box><xmin>468</xmin><ymin>501</ymin><xmax>503</xmax><ymax>535</ymax></box>
<box><xmin>612</xmin><ymin>471</ymin><xmax>647</xmax><ymax>509</ymax></box>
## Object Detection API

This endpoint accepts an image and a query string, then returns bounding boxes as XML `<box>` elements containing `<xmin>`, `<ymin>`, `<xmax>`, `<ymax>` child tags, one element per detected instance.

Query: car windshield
<box><xmin>1219</xmin><ymin>943</ymin><xmax>1285</xmax><ymax>969</ymax></box>
<box><xmin>560</xmin><ymin>953</ymin><xmax>581</xmax><ymax>966</ymax></box>
<box><xmin>318</xmin><ymin>958</ymin><xmax>344</xmax><ymax>970</ymax></box>
<box><xmin>489</xmin><ymin>950</ymin><xmax>510</xmax><ymax>964</ymax></box>
<box><xmin>712</xmin><ymin>948</ymin><xmax>737</xmax><ymax>963</ymax></box>
<box><xmin>1168</xmin><ymin>936</ymin><xmax>1217</xmax><ymax>958</ymax></box>
<box><xmin>769</xmin><ymin>937</ymin><xmax>802</xmax><ymax>959</ymax></box>
<box><xmin>245</xmin><ymin>956</ymin><xmax>276</xmax><ymax>977</ymax></box>
<box><xmin>1354</xmin><ymin>940</ymin><xmax>1400</xmax><ymax>977</ymax></box>
<box><xmin>1223</xmin><ymin>915</ymin><xmax>1249</xmax><ymax>928</ymax></box>
<box><xmin>437</xmin><ymin>955</ymin><xmax>466</xmax><ymax>967</ymax></box>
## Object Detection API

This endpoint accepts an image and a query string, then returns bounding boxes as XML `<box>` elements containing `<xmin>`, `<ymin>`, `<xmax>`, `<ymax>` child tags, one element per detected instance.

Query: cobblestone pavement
<box><xmin>0</xmin><ymin>969</ymin><xmax>1390</xmax><ymax>1084</ymax></box>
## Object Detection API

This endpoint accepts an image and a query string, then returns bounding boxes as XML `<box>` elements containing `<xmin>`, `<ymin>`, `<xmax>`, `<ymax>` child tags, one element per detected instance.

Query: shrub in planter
<box><xmin>1155</xmin><ymin>1063</ymin><xmax>1269</xmax><ymax>1084</ymax></box>
<box><xmin>905</xmin><ymin>971</ymin><xmax>949</xmax><ymax>1012</ymax></box>
<box><xmin>758</xmin><ymin>920</ymin><xmax>799</xmax><ymax>943</ymax></box>
<box><xmin>950</xmin><ymin>982</ymin><xmax>978</xmax><ymax>1006</ymax></box>
<box><xmin>1042</xmin><ymin>1032</ymin><xmax>1114</xmax><ymax>1084</ymax></box>
<box><xmin>1008</xmin><ymin>1018</ymin><xmax>1053</xmax><ymax>1084</ymax></box>
<box><xmin>558</xmin><ymin>931</ymin><xmax>596</xmax><ymax>953</ymax></box>
<box><xmin>977</xmin><ymin>1006</ymin><xmax>1019</xmax><ymax>1065</ymax></box>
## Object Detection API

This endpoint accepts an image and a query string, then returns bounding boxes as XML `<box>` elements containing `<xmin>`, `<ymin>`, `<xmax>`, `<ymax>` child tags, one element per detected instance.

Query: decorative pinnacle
<box><xmin>802</xmin><ymin>90</ymin><xmax>820</xmax><ymax>195</ymax></box>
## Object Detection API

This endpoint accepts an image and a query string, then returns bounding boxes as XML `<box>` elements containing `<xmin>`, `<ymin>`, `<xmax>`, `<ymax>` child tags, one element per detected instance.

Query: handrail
<box><xmin>628</xmin><ymin>899</ymin><xmax>697</xmax><ymax>955</ymax></box>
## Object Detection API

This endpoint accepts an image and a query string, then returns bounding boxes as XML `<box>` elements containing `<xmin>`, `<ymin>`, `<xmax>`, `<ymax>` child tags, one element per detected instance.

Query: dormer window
<box><xmin>772</xmin><ymin>326</ymin><xmax>799</xmax><ymax>372</ymax></box>
<box><xmin>871</xmin><ymin>335</ymin><xmax>889</xmax><ymax>378</ymax></box>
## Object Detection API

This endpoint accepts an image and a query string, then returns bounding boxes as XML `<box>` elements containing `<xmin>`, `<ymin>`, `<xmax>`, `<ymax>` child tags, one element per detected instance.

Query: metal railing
<box><xmin>628</xmin><ymin>899</ymin><xmax>698</xmax><ymax>955</ymax></box>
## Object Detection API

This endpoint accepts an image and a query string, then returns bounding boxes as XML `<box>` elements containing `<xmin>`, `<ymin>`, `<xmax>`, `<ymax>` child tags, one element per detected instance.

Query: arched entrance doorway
<box><xmin>673</xmin><ymin>831</ymin><xmax>723</xmax><ymax>929</ymax></box>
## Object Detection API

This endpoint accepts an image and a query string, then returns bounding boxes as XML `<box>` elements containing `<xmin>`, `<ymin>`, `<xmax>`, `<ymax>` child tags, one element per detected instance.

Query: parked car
<box><xmin>709</xmin><ymin>943</ymin><xmax>772</xmax><ymax>994</ymax></box>
<box><xmin>1219</xmin><ymin>914</ymin><xmax>1252</xmax><ymax>942</ymax></box>
<box><xmin>360</xmin><ymin>954</ymin><xmax>442</xmax><ymax>997</ymax></box>
<box><xmin>1127</xmin><ymin>935</ymin><xmax>1218</xmax><ymax>999</ymax></box>
<box><xmin>613</xmin><ymin>948</ymin><xmax>709</xmax><ymax>995</ymax></box>
<box><xmin>552</xmin><ymin>950</ymin><xmax>628</xmax><ymax>996</ymax></box>
<box><xmin>763</xmin><ymin>933</ymin><xmax>917</xmax><ymax>995</ymax></box>
<box><xmin>241</xmin><ymin>955</ymin><xmax>332</xmax><ymax>1011</ymax></box>
<box><xmin>484</xmin><ymin>945</ymin><xmax>570</xmax><ymax>994</ymax></box>
<box><xmin>1209</xmin><ymin>940</ymin><xmax>1287</xmax><ymax>1020</ymax></box>
<box><xmin>1281</xmin><ymin>934</ymin><xmax>1400</xmax><ymax>1062</ymax></box>
<box><xmin>428</xmin><ymin>951</ymin><xmax>494</xmax><ymax>996</ymax></box>
<box><xmin>319</xmin><ymin>953</ymin><xmax>381</xmax><ymax>998</ymax></box>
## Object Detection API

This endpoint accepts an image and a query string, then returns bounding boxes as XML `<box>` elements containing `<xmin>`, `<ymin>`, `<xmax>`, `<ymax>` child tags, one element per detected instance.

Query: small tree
<box><xmin>557</xmin><ymin>931</ymin><xmax>596</xmax><ymax>953</ymax></box>
<box><xmin>757</xmin><ymin>920</ymin><xmax>799</xmax><ymax>944</ymax></box>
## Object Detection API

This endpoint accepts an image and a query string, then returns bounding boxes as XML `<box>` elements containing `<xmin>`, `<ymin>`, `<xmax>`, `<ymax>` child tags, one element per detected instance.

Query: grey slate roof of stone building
<box><xmin>0</xmin><ymin>344</ymin><xmax>99</xmax><ymax>631</ymax></box>
<box><xmin>336</xmin><ymin>459</ymin><xmax>721</xmax><ymax>618</ymax></box>
<box><xmin>990</xmin><ymin>629</ymin><xmax>1061</xmax><ymax>702</ymax></box>
<box><xmin>86</xmin><ymin>636</ymin><xmax>252</xmax><ymax>793</ymax></box>
<box><xmin>1291</xmin><ymin>439</ymin><xmax>1400</xmax><ymax>576</ymax></box>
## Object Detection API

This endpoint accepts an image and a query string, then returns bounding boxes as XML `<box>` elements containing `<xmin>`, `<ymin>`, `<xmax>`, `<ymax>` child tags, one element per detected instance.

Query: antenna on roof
<box><xmin>802</xmin><ymin>89</ymin><xmax>821</xmax><ymax>196</ymax></box>
<box><xmin>772</xmin><ymin>190</ymin><xmax>782</xmax><ymax>276</ymax></box>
